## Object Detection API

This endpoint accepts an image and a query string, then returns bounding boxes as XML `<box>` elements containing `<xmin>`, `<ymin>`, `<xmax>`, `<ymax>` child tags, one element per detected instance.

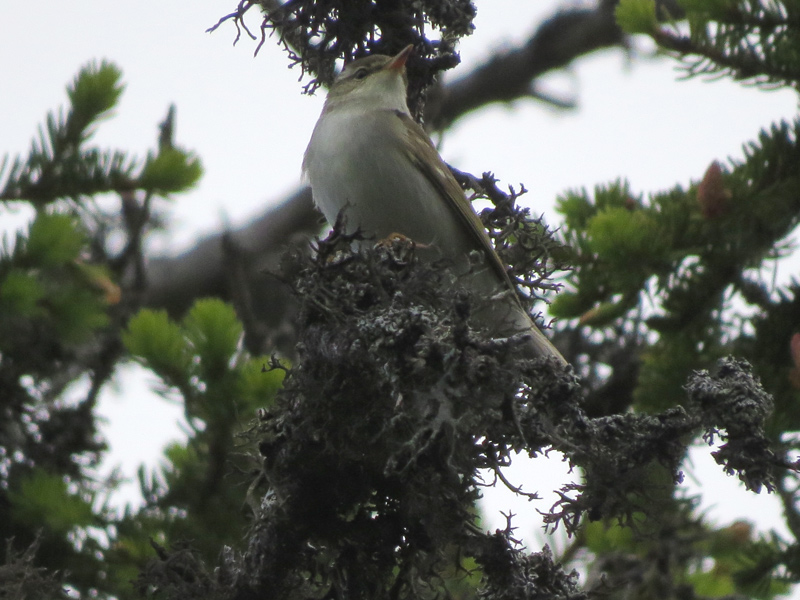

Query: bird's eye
<box><xmin>353</xmin><ymin>68</ymin><xmax>368</xmax><ymax>80</ymax></box>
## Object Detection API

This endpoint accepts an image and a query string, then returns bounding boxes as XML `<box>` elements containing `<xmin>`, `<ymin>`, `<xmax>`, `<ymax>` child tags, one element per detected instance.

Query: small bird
<box><xmin>303</xmin><ymin>45</ymin><xmax>565</xmax><ymax>364</ymax></box>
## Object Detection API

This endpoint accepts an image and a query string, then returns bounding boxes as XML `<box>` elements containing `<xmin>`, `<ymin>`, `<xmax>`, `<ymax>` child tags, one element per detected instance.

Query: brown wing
<box><xmin>391</xmin><ymin>112</ymin><xmax>566</xmax><ymax>364</ymax></box>
<box><xmin>394</xmin><ymin>111</ymin><xmax>517</xmax><ymax>293</ymax></box>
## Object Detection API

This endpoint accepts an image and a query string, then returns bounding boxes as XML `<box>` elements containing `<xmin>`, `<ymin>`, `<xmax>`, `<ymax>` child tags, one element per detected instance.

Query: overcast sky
<box><xmin>2</xmin><ymin>0</ymin><xmax>799</xmax><ymax>574</ymax></box>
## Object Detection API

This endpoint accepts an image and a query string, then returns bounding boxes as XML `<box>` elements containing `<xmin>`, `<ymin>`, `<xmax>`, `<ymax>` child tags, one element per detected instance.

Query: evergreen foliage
<box><xmin>0</xmin><ymin>62</ymin><xmax>277</xmax><ymax>598</ymax></box>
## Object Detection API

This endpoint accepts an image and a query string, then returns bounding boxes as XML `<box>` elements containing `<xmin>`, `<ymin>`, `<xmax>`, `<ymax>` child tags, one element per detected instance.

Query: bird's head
<box><xmin>324</xmin><ymin>45</ymin><xmax>413</xmax><ymax>114</ymax></box>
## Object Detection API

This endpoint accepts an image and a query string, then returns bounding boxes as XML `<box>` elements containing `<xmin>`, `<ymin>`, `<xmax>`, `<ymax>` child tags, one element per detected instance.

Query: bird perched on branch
<box><xmin>303</xmin><ymin>45</ymin><xmax>565</xmax><ymax>365</ymax></box>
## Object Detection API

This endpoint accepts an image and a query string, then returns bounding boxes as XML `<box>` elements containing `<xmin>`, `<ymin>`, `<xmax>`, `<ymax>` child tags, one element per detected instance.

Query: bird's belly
<box><xmin>306</xmin><ymin>114</ymin><xmax>470</xmax><ymax>261</ymax></box>
<box><xmin>312</xmin><ymin>157</ymin><xmax>459</xmax><ymax>250</ymax></box>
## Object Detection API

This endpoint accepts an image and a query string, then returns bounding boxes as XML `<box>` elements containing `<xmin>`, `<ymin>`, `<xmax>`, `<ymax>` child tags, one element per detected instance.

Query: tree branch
<box><xmin>427</xmin><ymin>3</ymin><xmax>623</xmax><ymax>129</ymax></box>
<box><xmin>426</xmin><ymin>0</ymin><xmax>683</xmax><ymax>129</ymax></box>
<box><xmin>141</xmin><ymin>187</ymin><xmax>320</xmax><ymax>354</ymax></box>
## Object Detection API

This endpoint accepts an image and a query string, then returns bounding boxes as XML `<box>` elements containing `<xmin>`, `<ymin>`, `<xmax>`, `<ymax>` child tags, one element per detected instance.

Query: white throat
<box><xmin>326</xmin><ymin>71</ymin><xmax>410</xmax><ymax>115</ymax></box>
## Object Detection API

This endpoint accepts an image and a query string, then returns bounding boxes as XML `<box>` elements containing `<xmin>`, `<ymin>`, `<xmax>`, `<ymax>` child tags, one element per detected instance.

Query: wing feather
<box><xmin>393</xmin><ymin>111</ymin><xmax>517</xmax><ymax>293</ymax></box>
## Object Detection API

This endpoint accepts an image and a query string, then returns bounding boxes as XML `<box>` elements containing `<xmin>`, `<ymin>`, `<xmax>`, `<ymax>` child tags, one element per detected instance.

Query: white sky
<box><xmin>2</xmin><ymin>0</ymin><xmax>799</xmax><ymax>587</ymax></box>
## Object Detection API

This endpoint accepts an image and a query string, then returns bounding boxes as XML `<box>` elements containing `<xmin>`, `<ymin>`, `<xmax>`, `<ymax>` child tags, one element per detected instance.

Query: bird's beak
<box><xmin>384</xmin><ymin>45</ymin><xmax>413</xmax><ymax>73</ymax></box>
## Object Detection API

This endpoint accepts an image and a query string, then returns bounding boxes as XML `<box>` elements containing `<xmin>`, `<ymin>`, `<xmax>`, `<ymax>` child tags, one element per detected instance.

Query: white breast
<box><xmin>303</xmin><ymin>108</ymin><xmax>470</xmax><ymax>256</ymax></box>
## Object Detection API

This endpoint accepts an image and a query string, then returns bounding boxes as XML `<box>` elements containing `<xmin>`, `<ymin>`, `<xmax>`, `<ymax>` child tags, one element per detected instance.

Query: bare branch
<box><xmin>141</xmin><ymin>187</ymin><xmax>320</xmax><ymax>354</ymax></box>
